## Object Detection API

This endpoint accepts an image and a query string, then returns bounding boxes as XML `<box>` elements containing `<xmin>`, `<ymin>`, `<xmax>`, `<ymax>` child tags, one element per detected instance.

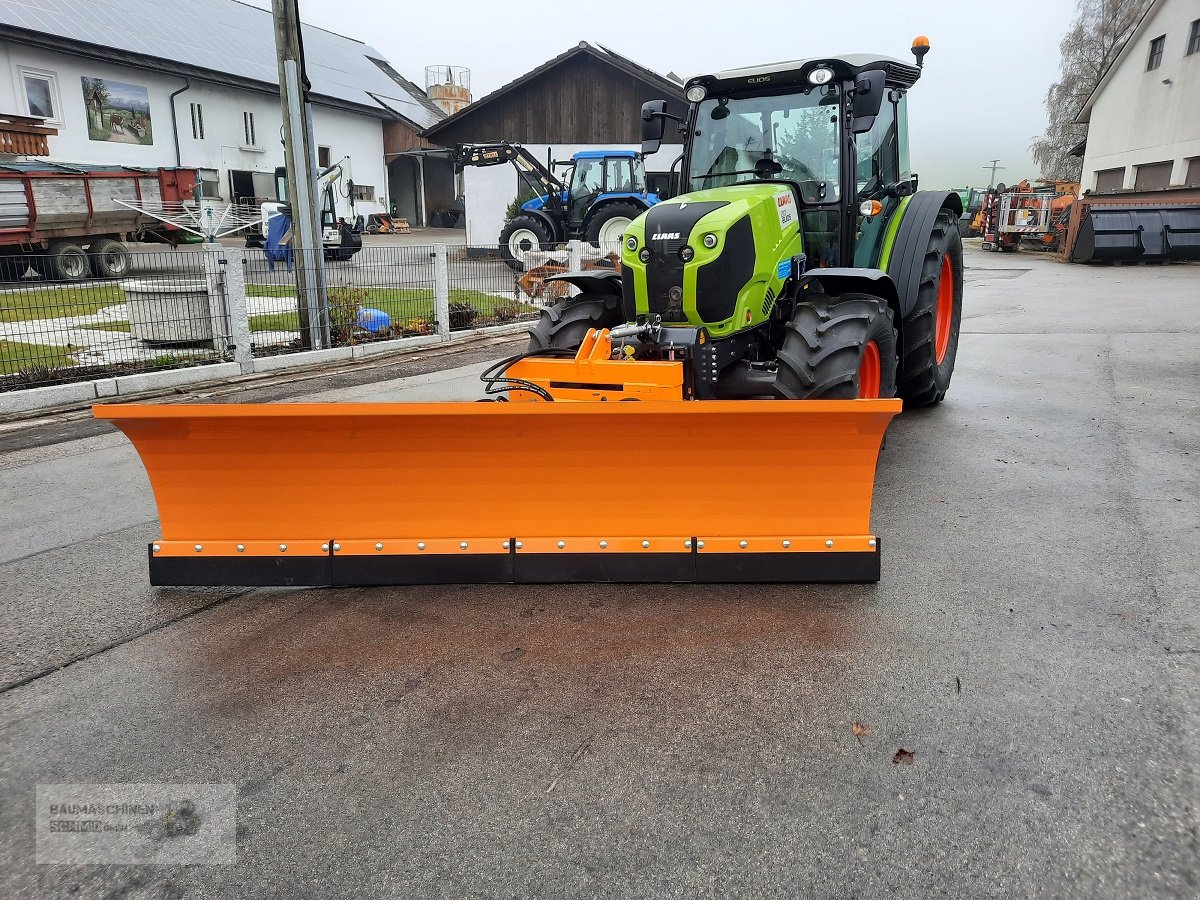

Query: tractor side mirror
<box><xmin>641</xmin><ymin>99</ymin><xmax>667</xmax><ymax>155</ymax></box>
<box><xmin>850</xmin><ymin>70</ymin><xmax>887</xmax><ymax>134</ymax></box>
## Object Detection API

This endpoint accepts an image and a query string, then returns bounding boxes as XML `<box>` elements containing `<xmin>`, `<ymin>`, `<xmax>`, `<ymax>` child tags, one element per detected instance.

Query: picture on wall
<box><xmin>82</xmin><ymin>77</ymin><xmax>153</xmax><ymax>145</ymax></box>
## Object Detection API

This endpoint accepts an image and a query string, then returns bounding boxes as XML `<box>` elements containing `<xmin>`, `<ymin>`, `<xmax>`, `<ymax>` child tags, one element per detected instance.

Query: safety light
<box><xmin>808</xmin><ymin>67</ymin><xmax>834</xmax><ymax>85</ymax></box>
<box><xmin>686</xmin><ymin>84</ymin><xmax>707</xmax><ymax>103</ymax></box>
<box><xmin>702</xmin><ymin>232</ymin><xmax>718</xmax><ymax>249</ymax></box>
<box><xmin>859</xmin><ymin>199</ymin><xmax>883</xmax><ymax>217</ymax></box>
<box><xmin>626</xmin><ymin>235</ymin><xmax>638</xmax><ymax>251</ymax></box>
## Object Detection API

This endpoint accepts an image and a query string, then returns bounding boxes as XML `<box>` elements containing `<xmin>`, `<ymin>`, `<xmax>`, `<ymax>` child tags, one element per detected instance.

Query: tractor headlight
<box><xmin>702</xmin><ymin>232</ymin><xmax>718</xmax><ymax>249</ymax></box>
<box><xmin>685</xmin><ymin>84</ymin><xmax>707</xmax><ymax>103</ymax></box>
<box><xmin>808</xmin><ymin>66</ymin><xmax>834</xmax><ymax>85</ymax></box>
<box><xmin>639</xmin><ymin>248</ymin><xmax>651</xmax><ymax>263</ymax></box>
<box><xmin>680</xmin><ymin>246</ymin><xmax>694</xmax><ymax>262</ymax></box>
<box><xmin>626</xmin><ymin>235</ymin><xmax>638</xmax><ymax>251</ymax></box>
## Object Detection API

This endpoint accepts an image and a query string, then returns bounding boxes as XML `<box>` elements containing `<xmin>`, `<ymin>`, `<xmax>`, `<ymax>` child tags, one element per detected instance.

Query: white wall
<box><xmin>2</xmin><ymin>40</ymin><xmax>387</xmax><ymax>215</ymax></box>
<box><xmin>464</xmin><ymin>143</ymin><xmax>684</xmax><ymax>247</ymax></box>
<box><xmin>1080</xmin><ymin>0</ymin><xmax>1200</xmax><ymax>190</ymax></box>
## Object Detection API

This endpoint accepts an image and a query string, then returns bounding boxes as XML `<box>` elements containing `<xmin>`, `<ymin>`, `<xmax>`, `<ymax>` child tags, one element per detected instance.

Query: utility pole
<box><xmin>272</xmin><ymin>0</ymin><xmax>329</xmax><ymax>350</ymax></box>
<box><xmin>983</xmin><ymin>159</ymin><xmax>1006</xmax><ymax>190</ymax></box>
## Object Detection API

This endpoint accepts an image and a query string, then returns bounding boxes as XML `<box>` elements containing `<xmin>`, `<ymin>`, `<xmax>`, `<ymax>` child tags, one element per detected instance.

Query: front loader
<box><xmin>96</xmin><ymin>37</ymin><xmax>963</xmax><ymax>588</ymax></box>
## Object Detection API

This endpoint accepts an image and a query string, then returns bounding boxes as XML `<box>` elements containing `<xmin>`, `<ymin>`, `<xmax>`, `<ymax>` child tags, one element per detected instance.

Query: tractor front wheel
<box><xmin>897</xmin><ymin>209</ymin><xmax>963</xmax><ymax>405</ymax></box>
<box><xmin>499</xmin><ymin>215</ymin><xmax>552</xmax><ymax>272</ymax></box>
<box><xmin>526</xmin><ymin>292</ymin><xmax>625</xmax><ymax>353</ymax></box>
<box><xmin>585</xmin><ymin>201</ymin><xmax>644</xmax><ymax>253</ymax></box>
<box><xmin>775</xmin><ymin>294</ymin><xmax>898</xmax><ymax>400</ymax></box>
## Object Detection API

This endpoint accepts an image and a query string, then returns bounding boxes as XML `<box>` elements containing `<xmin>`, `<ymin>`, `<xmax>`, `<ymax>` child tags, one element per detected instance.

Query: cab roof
<box><xmin>571</xmin><ymin>150</ymin><xmax>639</xmax><ymax>160</ymax></box>
<box><xmin>687</xmin><ymin>54</ymin><xmax>922</xmax><ymax>95</ymax></box>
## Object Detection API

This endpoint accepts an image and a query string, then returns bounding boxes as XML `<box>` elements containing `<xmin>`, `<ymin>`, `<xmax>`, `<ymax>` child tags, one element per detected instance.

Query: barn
<box><xmin>422</xmin><ymin>42</ymin><xmax>687</xmax><ymax>249</ymax></box>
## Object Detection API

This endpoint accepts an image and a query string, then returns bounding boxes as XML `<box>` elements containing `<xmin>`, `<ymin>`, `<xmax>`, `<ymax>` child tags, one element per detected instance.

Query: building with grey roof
<box><xmin>0</xmin><ymin>0</ymin><xmax>447</xmax><ymax>219</ymax></box>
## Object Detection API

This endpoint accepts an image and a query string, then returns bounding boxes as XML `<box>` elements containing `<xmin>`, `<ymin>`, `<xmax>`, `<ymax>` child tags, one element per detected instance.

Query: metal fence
<box><xmin>0</xmin><ymin>249</ymin><xmax>221</xmax><ymax>391</ymax></box>
<box><xmin>0</xmin><ymin>240</ymin><xmax>598</xmax><ymax>392</ymax></box>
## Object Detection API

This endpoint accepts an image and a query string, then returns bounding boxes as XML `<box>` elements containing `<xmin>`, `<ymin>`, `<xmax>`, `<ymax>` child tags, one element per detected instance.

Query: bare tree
<box><xmin>1031</xmin><ymin>0</ymin><xmax>1151</xmax><ymax>181</ymax></box>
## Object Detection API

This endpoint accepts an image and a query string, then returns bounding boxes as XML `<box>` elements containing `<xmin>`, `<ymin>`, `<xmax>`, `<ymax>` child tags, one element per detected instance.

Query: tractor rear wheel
<box><xmin>499</xmin><ymin>215</ymin><xmax>552</xmax><ymax>272</ymax></box>
<box><xmin>585</xmin><ymin>201</ymin><xmax>644</xmax><ymax>253</ymax></box>
<box><xmin>526</xmin><ymin>292</ymin><xmax>625</xmax><ymax>353</ymax></box>
<box><xmin>897</xmin><ymin>209</ymin><xmax>963</xmax><ymax>405</ymax></box>
<box><xmin>774</xmin><ymin>294</ymin><xmax>898</xmax><ymax>400</ymax></box>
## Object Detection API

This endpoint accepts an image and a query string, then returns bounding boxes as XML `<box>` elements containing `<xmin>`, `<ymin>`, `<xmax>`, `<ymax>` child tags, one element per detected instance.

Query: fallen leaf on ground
<box><xmin>852</xmin><ymin>722</ymin><xmax>871</xmax><ymax>745</ymax></box>
<box><xmin>892</xmin><ymin>748</ymin><xmax>915</xmax><ymax>766</ymax></box>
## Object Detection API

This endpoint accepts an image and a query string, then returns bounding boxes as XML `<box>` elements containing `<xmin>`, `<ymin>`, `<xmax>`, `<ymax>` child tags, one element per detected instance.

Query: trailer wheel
<box><xmin>43</xmin><ymin>243</ymin><xmax>91</xmax><ymax>282</ymax></box>
<box><xmin>774</xmin><ymin>294</ymin><xmax>897</xmax><ymax>400</ymax></box>
<box><xmin>896</xmin><ymin>209</ymin><xmax>963</xmax><ymax>405</ymax></box>
<box><xmin>526</xmin><ymin>292</ymin><xmax>625</xmax><ymax>352</ymax></box>
<box><xmin>88</xmin><ymin>239</ymin><xmax>131</xmax><ymax>278</ymax></box>
<box><xmin>585</xmin><ymin>201</ymin><xmax>644</xmax><ymax>253</ymax></box>
<box><xmin>499</xmin><ymin>215</ymin><xmax>552</xmax><ymax>272</ymax></box>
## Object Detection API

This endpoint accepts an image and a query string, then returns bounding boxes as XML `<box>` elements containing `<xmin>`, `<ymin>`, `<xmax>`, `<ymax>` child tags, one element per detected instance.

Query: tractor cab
<box><xmin>560</xmin><ymin>150</ymin><xmax>648</xmax><ymax>225</ymax></box>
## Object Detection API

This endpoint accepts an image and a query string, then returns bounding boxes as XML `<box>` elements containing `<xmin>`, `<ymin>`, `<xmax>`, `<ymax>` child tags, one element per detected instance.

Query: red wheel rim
<box><xmin>858</xmin><ymin>339</ymin><xmax>881</xmax><ymax>399</ymax></box>
<box><xmin>935</xmin><ymin>254</ymin><xmax>954</xmax><ymax>364</ymax></box>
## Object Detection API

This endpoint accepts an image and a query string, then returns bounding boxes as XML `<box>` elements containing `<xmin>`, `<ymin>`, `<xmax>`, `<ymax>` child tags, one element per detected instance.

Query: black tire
<box><xmin>774</xmin><ymin>294</ymin><xmax>898</xmax><ymax>399</ymax></box>
<box><xmin>499</xmin><ymin>215</ymin><xmax>553</xmax><ymax>272</ymax></box>
<box><xmin>526</xmin><ymin>292</ymin><xmax>625</xmax><ymax>353</ymax></box>
<box><xmin>44</xmin><ymin>242</ymin><xmax>91</xmax><ymax>282</ymax></box>
<box><xmin>585</xmin><ymin>201</ymin><xmax>644</xmax><ymax>249</ymax></box>
<box><xmin>896</xmin><ymin>209</ymin><xmax>963</xmax><ymax>406</ymax></box>
<box><xmin>88</xmin><ymin>238</ymin><xmax>131</xmax><ymax>278</ymax></box>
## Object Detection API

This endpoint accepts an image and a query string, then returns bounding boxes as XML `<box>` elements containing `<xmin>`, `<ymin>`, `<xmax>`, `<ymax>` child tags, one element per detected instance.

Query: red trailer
<box><xmin>0</xmin><ymin>162</ymin><xmax>197</xmax><ymax>281</ymax></box>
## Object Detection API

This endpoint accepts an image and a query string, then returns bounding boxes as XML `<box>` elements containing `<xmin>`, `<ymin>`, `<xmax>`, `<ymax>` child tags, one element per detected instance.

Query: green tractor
<box><xmin>523</xmin><ymin>37</ymin><xmax>963</xmax><ymax>405</ymax></box>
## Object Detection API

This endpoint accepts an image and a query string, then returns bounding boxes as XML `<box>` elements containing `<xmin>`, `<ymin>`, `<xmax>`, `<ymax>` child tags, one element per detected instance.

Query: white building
<box><xmin>0</xmin><ymin>0</ymin><xmax>439</xmax><ymax>217</ymax></box>
<box><xmin>1076</xmin><ymin>0</ymin><xmax>1200</xmax><ymax>192</ymax></box>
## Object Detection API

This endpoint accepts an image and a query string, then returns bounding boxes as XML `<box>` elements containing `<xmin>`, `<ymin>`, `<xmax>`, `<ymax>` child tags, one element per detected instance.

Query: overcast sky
<box><xmin>250</xmin><ymin>0</ymin><xmax>1076</xmax><ymax>189</ymax></box>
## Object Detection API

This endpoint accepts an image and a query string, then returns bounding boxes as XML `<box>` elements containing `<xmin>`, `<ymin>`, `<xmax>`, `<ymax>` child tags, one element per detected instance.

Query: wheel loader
<box><xmin>95</xmin><ymin>37</ymin><xmax>963</xmax><ymax>588</ymax></box>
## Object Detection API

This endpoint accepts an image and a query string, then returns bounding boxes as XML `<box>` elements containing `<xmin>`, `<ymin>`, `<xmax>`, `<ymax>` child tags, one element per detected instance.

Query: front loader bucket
<box><xmin>94</xmin><ymin>399</ymin><xmax>901</xmax><ymax>586</ymax></box>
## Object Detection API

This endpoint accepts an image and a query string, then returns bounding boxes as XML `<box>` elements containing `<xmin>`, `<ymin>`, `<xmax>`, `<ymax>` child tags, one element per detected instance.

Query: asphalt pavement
<box><xmin>1</xmin><ymin>246</ymin><xmax>1197</xmax><ymax>898</ymax></box>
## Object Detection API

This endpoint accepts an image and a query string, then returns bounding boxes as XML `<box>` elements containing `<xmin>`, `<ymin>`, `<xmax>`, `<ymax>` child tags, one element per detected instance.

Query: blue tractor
<box><xmin>454</xmin><ymin>143</ymin><xmax>662</xmax><ymax>270</ymax></box>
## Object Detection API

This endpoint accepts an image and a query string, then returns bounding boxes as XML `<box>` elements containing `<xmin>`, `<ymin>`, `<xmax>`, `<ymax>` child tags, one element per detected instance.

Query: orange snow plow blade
<box><xmin>94</xmin><ymin>399</ymin><xmax>901</xmax><ymax>585</ymax></box>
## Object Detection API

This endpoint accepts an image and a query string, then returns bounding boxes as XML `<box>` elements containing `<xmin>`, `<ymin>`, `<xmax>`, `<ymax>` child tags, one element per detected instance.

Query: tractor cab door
<box><xmin>567</xmin><ymin>158</ymin><xmax>604</xmax><ymax>225</ymax></box>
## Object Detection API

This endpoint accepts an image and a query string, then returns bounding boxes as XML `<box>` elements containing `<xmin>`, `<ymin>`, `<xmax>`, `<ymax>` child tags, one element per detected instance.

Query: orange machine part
<box><xmin>94</xmin><ymin>399</ymin><xmax>901</xmax><ymax>548</ymax></box>
<box><xmin>505</xmin><ymin>328</ymin><xmax>684</xmax><ymax>401</ymax></box>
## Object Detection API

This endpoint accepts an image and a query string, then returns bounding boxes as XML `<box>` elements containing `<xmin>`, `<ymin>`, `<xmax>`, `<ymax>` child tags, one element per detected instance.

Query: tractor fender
<box><xmin>885</xmin><ymin>190</ymin><xmax>962</xmax><ymax>319</ymax></box>
<box><xmin>543</xmin><ymin>269</ymin><xmax>623</xmax><ymax>298</ymax></box>
<box><xmin>796</xmin><ymin>267</ymin><xmax>900</xmax><ymax>309</ymax></box>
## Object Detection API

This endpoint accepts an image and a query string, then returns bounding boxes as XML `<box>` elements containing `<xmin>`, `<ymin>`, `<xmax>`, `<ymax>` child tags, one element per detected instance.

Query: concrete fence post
<box><xmin>432</xmin><ymin>244</ymin><xmax>451</xmax><ymax>339</ymax></box>
<box><xmin>221</xmin><ymin>246</ymin><xmax>254</xmax><ymax>373</ymax></box>
<box><xmin>567</xmin><ymin>240</ymin><xmax>583</xmax><ymax>272</ymax></box>
<box><xmin>201</xmin><ymin>244</ymin><xmax>231</xmax><ymax>358</ymax></box>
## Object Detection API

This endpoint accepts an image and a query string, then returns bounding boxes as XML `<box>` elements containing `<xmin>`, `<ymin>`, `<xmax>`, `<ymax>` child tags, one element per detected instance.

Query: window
<box><xmin>20</xmin><ymin>69</ymin><xmax>60</xmax><ymax>124</ymax></box>
<box><xmin>189</xmin><ymin>102</ymin><xmax>204</xmax><ymax>140</ymax></box>
<box><xmin>352</xmin><ymin>184</ymin><xmax>375</xmax><ymax>202</ymax></box>
<box><xmin>604</xmin><ymin>157</ymin><xmax>634</xmax><ymax>193</ymax></box>
<box><xmin>197</xmin><ymin>168</ymin><xmax>221</xmax><ymax>199</ymax></box>
<box><xmin>1186</xmin><ymin>158</ymin><xmax>1200</xmax><ymax>188</ymax></box>
<box><xmin>1094</xmin><ymin>167</ymin><xmax>1125</xmax><ymax>192</ymax></box>
<box><xmin>317</xmin><ymin>145</ymin><xmax>331</xmax><ymax>168</ymax></box>
<box><xmin>1134</xmin><ymin>161</ymin><xmax>1173</xmax><ymax>190</ymax></box>
<box><xmin>1147</xmin><ymin>35</ymin><xmax>1165</xmax><ymax>70</ymax></box>
<box><xmin>1188</xmin><ymin>19</ymin><xmax>1200</xmax><ymax>55</ymax></box>
<box><xmin>242</xmin><ymin>111</ymin><xmax>256</xmax><ymax>146</ymax></box>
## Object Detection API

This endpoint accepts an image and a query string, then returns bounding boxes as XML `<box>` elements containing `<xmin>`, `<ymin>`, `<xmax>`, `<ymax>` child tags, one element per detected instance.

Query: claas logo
<box><xmin>777</xmin><ymin>194</ymin><xmax>793</xmax><ymax>208</ymax></box>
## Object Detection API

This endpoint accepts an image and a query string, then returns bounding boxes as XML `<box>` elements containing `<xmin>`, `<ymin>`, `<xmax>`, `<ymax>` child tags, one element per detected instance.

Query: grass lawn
<box><xmin>83</xmin><ymin>321</ymin><xmax>132</xmax><ymax>333</ymax></box>
<box><xmin>246</xmin><ymin>285</ymin><xmax>529</xmax><ymax>333</ymax></box>
<box><xmin>0</xmin><ymin>283</ymin><xmax>125</xmax><ymax>322</ymax></box>
<box><xmin>0</xmin><ymin>339</ymin><xmax>75</xmax><ymax>375</ymax></box>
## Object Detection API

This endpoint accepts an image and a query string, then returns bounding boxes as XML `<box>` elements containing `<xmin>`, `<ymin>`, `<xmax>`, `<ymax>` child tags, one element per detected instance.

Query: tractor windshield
<box><xmin>688</xmin><ymin>85</ymin><xmax>842</xmax><ymax>202</ymax></box>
